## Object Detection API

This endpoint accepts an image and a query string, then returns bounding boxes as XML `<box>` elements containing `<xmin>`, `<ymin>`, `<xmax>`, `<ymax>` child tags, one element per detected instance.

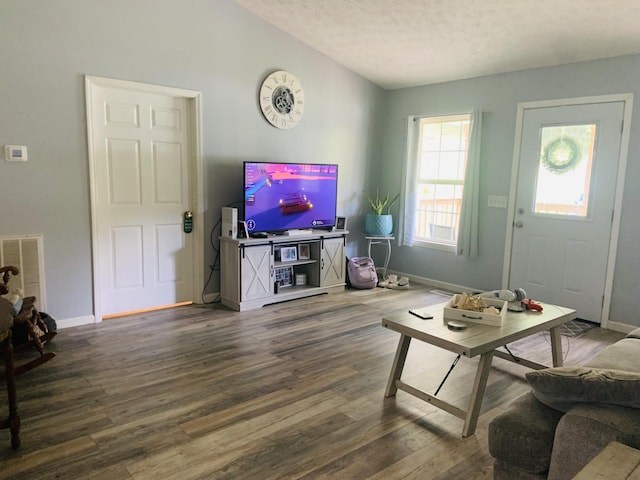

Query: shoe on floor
<box><xmin>379</xmin><ymin>275</ymin><xmax>409</xmax><ymax>289</ymax></box>
<box><xmin>388</xmin><ymin>281</ymin><xmax>409</xmax><ymax>290</ymax></box>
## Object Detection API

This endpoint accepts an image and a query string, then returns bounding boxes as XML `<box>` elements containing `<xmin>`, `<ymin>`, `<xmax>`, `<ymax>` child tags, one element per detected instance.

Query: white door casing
<box><xmin>504</xmin><ymin>95</ymin><xmax>633</xmax><ymax>325</ymax></box>
<box><xmin>86</xmin><ymin>76</ymin><xmax>204</xmax><ymax>321</ymax></box>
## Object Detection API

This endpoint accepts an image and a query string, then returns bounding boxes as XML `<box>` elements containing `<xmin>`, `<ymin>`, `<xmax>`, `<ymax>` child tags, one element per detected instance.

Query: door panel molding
<box><xmin>503</xmin><ymin>94</ymin><xmax>633</xmax><ymax>327</ymax></box>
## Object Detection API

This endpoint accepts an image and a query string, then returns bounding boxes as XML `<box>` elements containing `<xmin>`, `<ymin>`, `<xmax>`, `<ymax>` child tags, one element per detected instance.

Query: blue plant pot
<box><xmin>365</xmin><ymin>214</ymin><xmax>393</xmax><ymax>236</ymax></box>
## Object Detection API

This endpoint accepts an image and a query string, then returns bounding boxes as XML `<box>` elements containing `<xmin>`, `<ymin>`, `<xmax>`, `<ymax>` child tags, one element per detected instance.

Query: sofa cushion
<box><xmin>488</xmin><ymin>392</ymin><xmax>564</xmax><ymax>474</ymax></box>
<box><xmin>527</xmin><ymin>366</ymin><xmax>640</xmax><ymax>412</ymax></box>
<box><xmin>585</xmin><ymin>338</ymin><xmax>640</xmax><ymax>373</ymax></box>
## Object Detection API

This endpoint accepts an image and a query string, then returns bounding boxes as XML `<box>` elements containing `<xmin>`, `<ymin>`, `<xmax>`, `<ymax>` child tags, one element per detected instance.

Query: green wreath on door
<box><xmin>541</xmin><ymin>136</ymin><xmax>581</xmax><ymax>174</ymax></box>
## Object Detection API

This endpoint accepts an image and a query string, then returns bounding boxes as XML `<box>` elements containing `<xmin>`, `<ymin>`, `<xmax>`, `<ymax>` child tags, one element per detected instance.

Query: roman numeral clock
<box><xmin>259</xmin><ymin>70</ymin><xmax>305</xmax><ymax>129</ymax></box>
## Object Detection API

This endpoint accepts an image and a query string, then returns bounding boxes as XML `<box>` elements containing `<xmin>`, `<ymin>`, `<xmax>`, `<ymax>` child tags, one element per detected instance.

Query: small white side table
<box><xmin>366</xmin><ymin>235</ymin><xmax>394</xmax><ymax>280</ymax></box>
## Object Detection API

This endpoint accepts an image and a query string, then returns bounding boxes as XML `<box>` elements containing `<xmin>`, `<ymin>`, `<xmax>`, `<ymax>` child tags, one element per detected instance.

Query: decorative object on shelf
<box><xmin>365</xmin><ymin>189</ymin><xmax>399</xmax><ymax>236</ymax></box>
<box><xmin>238</xmin><ymin>221</ymin><xmax>248</xmax><ymax>239</ymax></box>
<box><xmin>541</xmin><ymin>136</ymin><xmax>582</xmax><ymax>174</ymax></box>
<box><xmin>295</xmin><ymin>273</ymin><xmax>307</xmax><ymax>286</ymax></box>
<box><xmin>274</xmin><ymin>266</ymin><xmax>293</xmax><ymax>287</ymax></box>
<box><xmin>280</xmin><ymin>246</ymin><xmax>298</xmax><ymax>262</ymax></box>
<box><xmin>334</xmin><ymin>216</ymin><xmax>347</xmax><ymax>231</ymax></box>
<box><xmin>259</xmin><ymin>70</ymin><xmax>305</xmax><ymax>129</ymax></box>
<box><xmin>298</xmin><ymin>243</ymin><xmax>310</xmax><ymax>260</ymax></box>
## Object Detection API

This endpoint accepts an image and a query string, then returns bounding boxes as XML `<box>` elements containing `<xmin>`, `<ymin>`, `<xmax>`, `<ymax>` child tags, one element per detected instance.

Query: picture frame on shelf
<box><xmin>238</xmin><ymin>221</ymin><xmax>249</xmax><ymax>239</ymax></box>
<box><xmin>280</xmin><ymin>246</ymin><xmax>298</xmax><ymax>262</ymax></box>
<box><xmin>275</xmin><ymin>266</ymin><xmax>293</xmax><ymax>287</ymax></box>
<box><xmin>298</xmin><ymin>243</ymin><xmax>310</xmax><ymax>260</ymax></box>
<box><xmin>334</xmin><ymin>216</ymin><xmax>347</xmax><ymax>231</ymax></box>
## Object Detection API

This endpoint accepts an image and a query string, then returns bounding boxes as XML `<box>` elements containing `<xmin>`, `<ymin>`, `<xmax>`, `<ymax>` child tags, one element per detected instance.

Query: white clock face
<box><xmin>259</xmin><ymin>70</ymin><xmax>305</xmax><ymax>129</ymax></box>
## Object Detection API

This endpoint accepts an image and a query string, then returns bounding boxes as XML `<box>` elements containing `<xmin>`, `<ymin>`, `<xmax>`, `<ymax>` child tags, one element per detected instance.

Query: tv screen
<box><xmin>244</xmin><ymin>162</ymin><xmax>338</xmax><ymax>234</ymax></box>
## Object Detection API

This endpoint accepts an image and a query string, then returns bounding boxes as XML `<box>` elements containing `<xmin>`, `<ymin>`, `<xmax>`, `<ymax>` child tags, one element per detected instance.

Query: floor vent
<box><xmin>0</xmin><ymin>234</ymin><xmax>46</xmax><ymax>310</ymax></box>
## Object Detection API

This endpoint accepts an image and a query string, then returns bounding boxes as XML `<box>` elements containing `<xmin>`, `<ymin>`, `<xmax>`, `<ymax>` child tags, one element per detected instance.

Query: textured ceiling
<box><xmin>234</xmin><ymin>0</ymin><xmax>640</xmax><ymax>90</ymax></box>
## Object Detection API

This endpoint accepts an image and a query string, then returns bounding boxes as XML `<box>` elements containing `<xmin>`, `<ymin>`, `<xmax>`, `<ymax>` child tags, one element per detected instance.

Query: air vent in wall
<box><xmin>0</xmin><ymin>234</ymin><xmax>46</xmax><ymax>310</ymax></box>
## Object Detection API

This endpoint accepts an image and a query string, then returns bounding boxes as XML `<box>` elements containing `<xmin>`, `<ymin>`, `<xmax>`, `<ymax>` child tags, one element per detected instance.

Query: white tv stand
<box><xmin>220</xmin><ymin>230</ymin><xmax>347</xmax><ymax>311</ymax></box>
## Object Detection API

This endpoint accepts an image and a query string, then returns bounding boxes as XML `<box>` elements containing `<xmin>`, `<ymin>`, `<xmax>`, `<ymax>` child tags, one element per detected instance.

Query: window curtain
<box><xmin>456</xmin><ymin>109</ymin><xmax>482</xmax><ymax>257</ymax></box>
<box><xmin>399</xmin><ymin>115</ymin><xmax>420</xmax><ymax>247</ymax></box>
<box><xmin>398</xmin><ymin>110</ymin><xmax>482</xmax><ymax>256</ymax></box>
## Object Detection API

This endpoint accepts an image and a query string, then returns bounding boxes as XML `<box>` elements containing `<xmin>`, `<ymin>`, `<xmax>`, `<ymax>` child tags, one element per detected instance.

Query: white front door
<box><xmin>509</xmin><ymin>100</ymin><xmax>626</xmax><ymax>322</ymax></box>
<box><xmin>86</xmin><ymin>77</ymin><xmax>201</xmax><ymax>319</ymax></box>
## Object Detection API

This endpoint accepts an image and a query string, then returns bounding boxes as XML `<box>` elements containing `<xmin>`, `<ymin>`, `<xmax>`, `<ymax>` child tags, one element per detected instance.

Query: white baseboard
<box><xmin>56</xmin><ymin>293</ymin><xmax>222</xmax><ymax>329</ymax></box>
<box><xmin>385</xmin><ymin>270</ymin><xmax>476</xmax><ymax>294</ymax></box>
<box><xmin>57</xmin><ymin>315</ymin><xmax>96</xmax><ymax>329</ymax></box>
<box><xmin>605</xmin><ymin>320</ymin><xmax>637</xmax><ymax>334</ymax></box>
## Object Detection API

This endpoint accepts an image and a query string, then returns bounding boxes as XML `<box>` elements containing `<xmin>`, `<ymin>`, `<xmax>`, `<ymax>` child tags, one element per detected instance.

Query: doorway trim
<box><xmin>85</xmin><ymin>75</ymin><xmax>204</xmax><ymax>323</ymax></box>
<box><xmin>502</xmin><ymin>94</ymin><xmax>633</xmax><ymax>328</ymax></box>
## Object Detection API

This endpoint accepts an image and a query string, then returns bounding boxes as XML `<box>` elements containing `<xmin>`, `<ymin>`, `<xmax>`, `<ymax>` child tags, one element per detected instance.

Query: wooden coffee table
<box><xmin>573</xmin><ymin>441</ymin><xmax>640</xmax><ymax>479</ymax></box>
<box><xmin>382</xmin><ymin>301</ymin><xmax>576</xmax><ymax>437</ymax></box>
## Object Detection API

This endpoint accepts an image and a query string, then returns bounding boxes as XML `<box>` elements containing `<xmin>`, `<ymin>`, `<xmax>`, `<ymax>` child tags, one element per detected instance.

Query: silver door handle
<box><xmin>514</xmin><ymin>221</ymin><xmax>524</xmax><ymax>228</ymax></box>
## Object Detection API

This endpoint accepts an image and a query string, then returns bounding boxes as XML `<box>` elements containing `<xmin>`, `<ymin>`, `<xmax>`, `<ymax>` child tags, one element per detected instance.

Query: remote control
<box><xmin>409</xmin><ymin>309</ymin><xmax>433</xmax><ymax>320</ymax></box>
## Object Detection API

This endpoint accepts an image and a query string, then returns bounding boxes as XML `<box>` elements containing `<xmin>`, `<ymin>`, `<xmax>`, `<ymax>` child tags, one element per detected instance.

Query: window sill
<box><xmin>412</xmin><ymin>239</ymin><xmax>456</xmax><ymax>253</ymax></box>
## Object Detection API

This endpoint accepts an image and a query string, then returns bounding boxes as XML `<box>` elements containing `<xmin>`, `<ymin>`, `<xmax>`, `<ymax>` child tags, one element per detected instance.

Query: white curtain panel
<box><xmin>399</xmin><ymin>115</ymin><xmax>420</xmax><ymax>247</ymax></box>
<box><xmin>457</xmin><ymin>109</ymin><xmax>482</xmax><ymax>257</ymax></box>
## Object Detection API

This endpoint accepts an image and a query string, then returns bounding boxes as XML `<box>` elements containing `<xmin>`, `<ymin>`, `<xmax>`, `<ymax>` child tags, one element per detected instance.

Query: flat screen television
<box><xmin>243</xmin><ymin>161</ymin><xmax>338</xmax><ymax>235</ymax></box>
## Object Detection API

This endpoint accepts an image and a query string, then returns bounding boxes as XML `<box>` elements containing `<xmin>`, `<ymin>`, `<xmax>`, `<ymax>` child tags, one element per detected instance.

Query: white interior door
<box><xmin>509</xmin><ymin>101</ymin><xmax>624</xmax><ymax>322</ymax></box>
<box><xmin>87</xmin><ymin>78</ymin><xmax>199</xmax><ymax>318</ymax></box>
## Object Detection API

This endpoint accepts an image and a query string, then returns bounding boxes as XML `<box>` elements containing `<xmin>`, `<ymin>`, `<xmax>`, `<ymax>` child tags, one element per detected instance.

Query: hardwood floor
<box><xmin>0</xmin><ymin>285</ymin><xmax>624</xmax><ymax>479</ymax></box>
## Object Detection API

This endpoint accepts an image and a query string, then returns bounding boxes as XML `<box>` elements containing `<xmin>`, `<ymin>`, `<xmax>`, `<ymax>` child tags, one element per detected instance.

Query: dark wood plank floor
<box><xmin>0</xmin><ymin>285</ymin><xmax>624</xmax><ymax>479</ymax></box>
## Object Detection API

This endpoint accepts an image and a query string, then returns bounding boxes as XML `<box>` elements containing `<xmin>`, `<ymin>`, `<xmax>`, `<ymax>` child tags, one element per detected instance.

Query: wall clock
<box><xmin>259</xmin><ymin>70</ymin><xmax>305</xmax><ymax>129</ymax></box>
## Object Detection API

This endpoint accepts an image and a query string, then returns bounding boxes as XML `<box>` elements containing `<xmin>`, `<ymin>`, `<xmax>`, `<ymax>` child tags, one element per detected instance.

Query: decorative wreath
<box><xmin>541</xmin><ymin>136</ymin><xmax>581</xmax><ymax>174</ymax></box>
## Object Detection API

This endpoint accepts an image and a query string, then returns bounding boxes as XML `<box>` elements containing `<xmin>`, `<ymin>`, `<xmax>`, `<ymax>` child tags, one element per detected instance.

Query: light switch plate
<box><xmin>488</xmin><ymin>195</ymin><xmax>508</xmax><ymax>208</ymax></box>
<box><xmin>5</xmin><ymin>145</ymin><xmax>28</xmax><ymax>162</ymax></box>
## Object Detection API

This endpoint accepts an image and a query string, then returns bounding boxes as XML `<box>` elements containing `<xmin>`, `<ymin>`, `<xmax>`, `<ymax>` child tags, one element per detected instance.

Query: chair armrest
<box><xmin>548</xmin><ymin>404</ymin><xmax>640</xmax><ymax>480</ymax></box>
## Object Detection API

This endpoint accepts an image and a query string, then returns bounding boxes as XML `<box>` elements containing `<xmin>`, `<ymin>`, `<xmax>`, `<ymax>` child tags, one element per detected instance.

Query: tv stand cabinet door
<box><xmin>320</xmin><ymin>237</ymin><xmax>345</xmax><ymax>286</ymax></box>
<box><xmin>241</xmin><ymin>244</ymin><xmax>273</xmax><ymax>302</ymax></box>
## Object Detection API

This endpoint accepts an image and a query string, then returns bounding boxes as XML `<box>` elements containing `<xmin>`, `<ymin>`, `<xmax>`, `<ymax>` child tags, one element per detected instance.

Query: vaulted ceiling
<box><xmin>235</xmin><ymin>0</ymin><xmax>640</xmax><ymax>90</ymax></box>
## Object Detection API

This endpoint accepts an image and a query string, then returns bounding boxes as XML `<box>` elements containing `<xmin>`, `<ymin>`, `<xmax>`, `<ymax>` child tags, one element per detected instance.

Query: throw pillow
<box><xmin>527</xmin><ymin>366</ymin><xmax>640</xmax><ymax>412</ymax></box>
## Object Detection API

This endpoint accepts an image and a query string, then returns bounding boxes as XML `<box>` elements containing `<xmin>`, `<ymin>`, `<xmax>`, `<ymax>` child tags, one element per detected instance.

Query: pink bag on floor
<box><xmin>347</xmin><ymin>257</ymin><xmax>378</xmax><ymax>289</ymax></box>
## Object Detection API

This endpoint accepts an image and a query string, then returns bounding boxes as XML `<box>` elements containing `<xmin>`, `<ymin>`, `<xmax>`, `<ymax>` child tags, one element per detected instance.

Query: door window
<box><xmin>534</xmin><ymin>124</ymin><xmax>597</xmax><ymax>218</ymax></box>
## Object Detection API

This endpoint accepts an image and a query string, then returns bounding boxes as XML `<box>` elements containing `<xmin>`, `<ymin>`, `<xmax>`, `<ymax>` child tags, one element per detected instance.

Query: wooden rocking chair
<box><xmin>0</xmin><ymin>265</ymin><xmax>57</xmax><ymax>448</ymax></box>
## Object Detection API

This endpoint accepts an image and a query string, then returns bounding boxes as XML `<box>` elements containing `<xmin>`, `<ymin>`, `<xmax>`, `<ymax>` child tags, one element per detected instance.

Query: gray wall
<box><xmin>379</xmin><ymin>55</ymin><xmax>640</xmax><ymax>327</ymax></box>
<box><xmin>3</xmin><ymin>0</ymin><xmax>639</xmax><ymax>328</ymax></box>
<box><xmin>0</xmin><ymin>0</ymin><xmax>383</xmax><ymax>321</ymax></box>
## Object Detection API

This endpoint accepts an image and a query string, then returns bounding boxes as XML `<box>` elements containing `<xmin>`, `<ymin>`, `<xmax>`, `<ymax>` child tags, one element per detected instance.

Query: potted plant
<box><xmin>365</xmin><ymin>190</ymin><xmax>399</xmax><ymax>236</ymax></box>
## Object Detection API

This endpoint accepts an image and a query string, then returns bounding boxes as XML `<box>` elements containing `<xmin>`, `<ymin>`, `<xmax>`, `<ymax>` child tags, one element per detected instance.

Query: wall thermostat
<box><xmin>5</xmin><ymin>145</ymin><xmax>28</xmax><ymax>162</ymax></box>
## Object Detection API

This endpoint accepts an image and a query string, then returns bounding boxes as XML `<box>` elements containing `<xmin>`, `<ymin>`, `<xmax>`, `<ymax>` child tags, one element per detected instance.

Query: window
<box><xmin>412</xmin><ymin>114</ymin><xmax>471</xmax><ymax>248</ymax></box>
<box><xmin>534</xmin><ymin>124</ymin><xmax>596</xmax><ymax>217</ymax></box>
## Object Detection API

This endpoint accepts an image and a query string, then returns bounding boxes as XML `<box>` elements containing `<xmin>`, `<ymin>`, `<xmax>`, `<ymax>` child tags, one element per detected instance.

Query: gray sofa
<box><xmin>488</xmin><ymin>327</ymin><xmax>640</xmax><ymax>480</ymax></box>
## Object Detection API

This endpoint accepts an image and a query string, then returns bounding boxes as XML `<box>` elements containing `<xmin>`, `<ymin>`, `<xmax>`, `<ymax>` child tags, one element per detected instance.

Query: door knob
<box><xmin>514</xmin><ymin>221</ymin><xmax>524</xmax><ymax>228</ymax></box>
